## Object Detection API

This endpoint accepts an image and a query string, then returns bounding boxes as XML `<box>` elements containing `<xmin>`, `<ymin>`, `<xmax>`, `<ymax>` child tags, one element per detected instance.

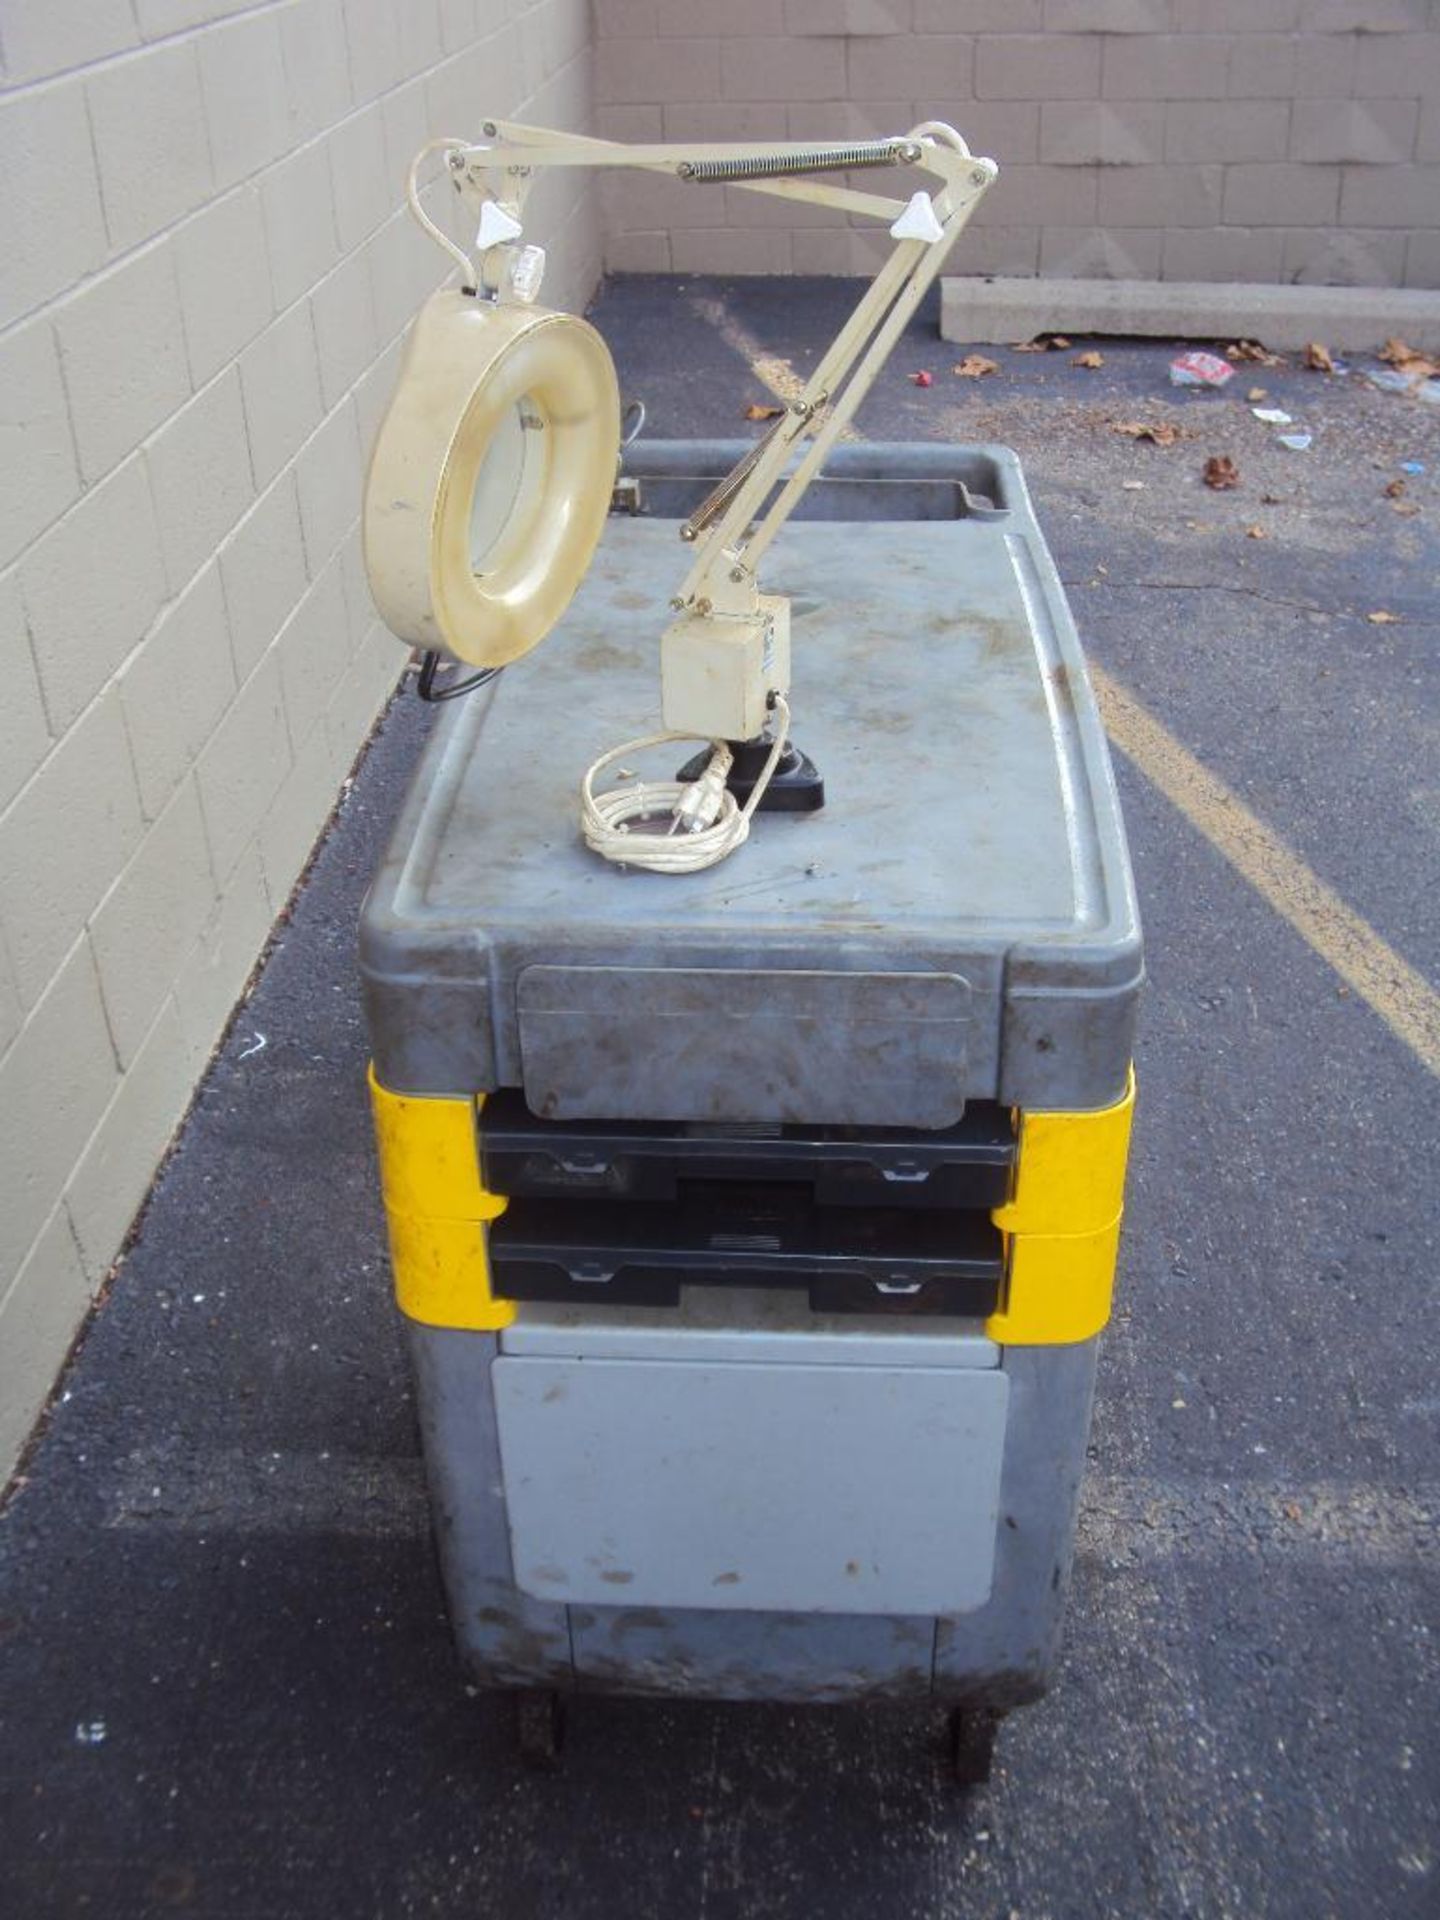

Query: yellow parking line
<box><xmin>1092</xmin><ymin>663</ymin><xmax>1440</xmax><ymax>1078</ymax></box>
<box><xmin>689</xmin><ymin>290</ymin><xmax>863</xmax><ymax>441</ymax></box>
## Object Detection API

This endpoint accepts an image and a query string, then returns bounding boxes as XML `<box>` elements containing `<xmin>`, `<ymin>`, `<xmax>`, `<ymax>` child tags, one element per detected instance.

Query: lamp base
<box><xmin>676</xmin><ymin>736</ymin><xmax>825</xmax><ymax>814</ymax></box>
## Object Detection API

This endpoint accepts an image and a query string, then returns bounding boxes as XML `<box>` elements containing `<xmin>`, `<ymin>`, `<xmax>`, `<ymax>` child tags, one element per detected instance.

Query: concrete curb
<box><xmin>940</xmin><ymin>278</ymin><xmax>1440</xmax><ymax>353</ymax></box>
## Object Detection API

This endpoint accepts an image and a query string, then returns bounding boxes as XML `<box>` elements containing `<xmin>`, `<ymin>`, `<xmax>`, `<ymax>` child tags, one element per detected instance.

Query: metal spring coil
<box><xmin>677</xmin><ymin>140</ymin><xmax>917</xmax><ymax>182</ymax></box>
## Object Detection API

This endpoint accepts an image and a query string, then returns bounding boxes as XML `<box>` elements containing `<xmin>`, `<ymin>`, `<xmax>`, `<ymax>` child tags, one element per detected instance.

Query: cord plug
<box><xmin>670</xmin><ymin>744</ymin><xmax>734</xmax><ymax>834</ymax></box>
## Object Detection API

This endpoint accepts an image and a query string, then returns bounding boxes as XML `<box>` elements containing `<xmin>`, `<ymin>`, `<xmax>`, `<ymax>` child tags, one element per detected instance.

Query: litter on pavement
<box><xmin>1169</xmin><ymin>350</ymin><xmax>1234</xmax><ymax>388</ymax></box>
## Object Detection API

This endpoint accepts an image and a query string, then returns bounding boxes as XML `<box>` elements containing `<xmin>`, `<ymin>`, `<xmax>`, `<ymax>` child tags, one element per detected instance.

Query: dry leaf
<box><xmin>1073</xmin><ymin>350</ymin><xmax>1104</xmax><ymax>368</ymax></box>
<box><xmin>1377</xmin><ymin>336</ymin><xmax>1440</xmax><ymax>378</ymax></box>
<box><xmin>742</xmin><ymin>402</ymin><xmax>784</xmax><ymax>421</ymax></box>
<box><xmin>1228</xmin><ymin>340</ymin><xmax>1284</xmax><ymax>366</ymax></box>
<box><xmin>1247</xmin><ymin>386</ymin><xmax>1268</xmax><ymax>402</ymax></box>
<box><xmin>1245</xmin><ymin>524</ymin><xmax>1268</xmax><ymax>539</ymax></box>
<box><xmin>1011</xmin><ymin>340</ymin><xmax>1048</xmax><ymax>352</ymax></box>
<box><xmin>1303</xmin><ymin>341</ymin><xmax>1335</xmax><ymax>372</ymax></box>
<box><xmin>1367</xmin><ymin>610</ymin><xmax>1399</xmax><ymax>624</ymax></box>
<box><xmin>1204</xmin><ymin>454</ymin><xmax>1240</xmax><ymax>490</ymax></box>
<box><xmin>1049</xmin><ymin>335</ymin><xmax>1071</xmax><ymax>350</ymax></box>
<box><xmin>1111</xmin><ymin>419</ymin><xmax>1183</xmax><ymax>446</ymax></box>
<box><xmin>1283</xmin><ymin>1502</ymin><xmax>1303</xmax><ymax>1523</ymax></box>
<box><xmin>1384</xmin><ymin>477</ymin><xmax>1407</xmax><ymax>499</ymax></box>
<box><xmin>1392</xmin><ymin>500</ymin><xmax>1421</xmax><ymax>517</ymax></box>
<box><xmin>1382</xmin><ymin>334</ymin><xmax>1436</xmax><ymax>378</ymax></box>
<box><xmin>953</xmin><ymin>354</ymin><xmax>998</xmax><ymax>378</ymax></box>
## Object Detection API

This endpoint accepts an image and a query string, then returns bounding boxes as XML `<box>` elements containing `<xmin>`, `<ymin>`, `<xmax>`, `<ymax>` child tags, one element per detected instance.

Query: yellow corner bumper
<box><xmin>369</xmin><ymin>1064</ymin><xmax>1135</xmax><ymax>1345</ymax></box>
<box><xmin>368</xmin><ymin>1067</ymin><xmax>513</xmax><ymax>1331</ymax></box>
<box><xmin>985</xmin><ymin>1067</ymin><xmax>1135</xmax><ymax>1345</ymax></box>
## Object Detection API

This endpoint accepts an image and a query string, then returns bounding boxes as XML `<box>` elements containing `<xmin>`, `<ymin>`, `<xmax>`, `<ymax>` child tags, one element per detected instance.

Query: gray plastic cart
<box><xmin>361</xmin><ymin>442</ymin><xmax>1142</xmax><ymax>1780</ymax></box>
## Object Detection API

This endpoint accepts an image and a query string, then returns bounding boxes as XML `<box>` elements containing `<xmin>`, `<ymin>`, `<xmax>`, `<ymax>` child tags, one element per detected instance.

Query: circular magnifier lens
<box><xmin>468</xmin><ymin>396</ymin><xmax>541</xmax><ymax>575</ymax></box>
<box><xmin>364</xmin><ymin>294</ymin><xmax>620</xmax><ymax>670</ymax></box>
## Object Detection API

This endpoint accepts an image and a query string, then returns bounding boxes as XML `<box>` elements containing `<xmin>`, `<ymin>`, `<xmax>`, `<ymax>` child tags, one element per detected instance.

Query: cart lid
<box><xmin>361</xmin><ymin>443</ymin><xmax>1141</xmax><ymax>1121</ymax></box>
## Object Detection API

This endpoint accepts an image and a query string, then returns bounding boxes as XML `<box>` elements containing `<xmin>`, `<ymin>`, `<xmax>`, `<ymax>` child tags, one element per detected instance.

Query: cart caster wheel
<box><xmin>513</xmin><ymin>1689</ymin><xmax>566</xmax><ymax>1771</ymax></box>
<box><xmin>947</xmin><ymin>1707</ymin><xmax>1004</xmax><ymax>1790</ymax></box>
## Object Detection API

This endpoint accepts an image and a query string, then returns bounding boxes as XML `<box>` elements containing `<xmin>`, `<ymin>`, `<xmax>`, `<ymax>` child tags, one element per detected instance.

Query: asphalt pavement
<box><xmin>1</xmin><ymin>276</ymin><xmax>1437</xmax><ymax>1919</ymax></box>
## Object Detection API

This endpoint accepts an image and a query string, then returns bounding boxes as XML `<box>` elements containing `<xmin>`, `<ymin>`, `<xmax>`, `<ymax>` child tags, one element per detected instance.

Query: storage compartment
<box><xmin>488</xmin><ymin>1190</ymin><xmax>1004</xmax><ymax>1315</ymax></box>
<box><xmin>479</xmin><ymin>1086</ymin><xmax>1015</xmax><ymax>1210</ymax></box>
<box><xmin>492</xmin><ymin>1351</ymin><xmax>1010</xmax><ymax>1614</ymax></box>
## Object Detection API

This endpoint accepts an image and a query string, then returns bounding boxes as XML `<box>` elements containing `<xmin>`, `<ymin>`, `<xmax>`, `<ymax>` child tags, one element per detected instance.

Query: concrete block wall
<box><xmin>0</xmin><ymin>0</ymin><xmax>598</xmax><ymax>1476</ymax></box>
<box><xmin>595</xmin><ymin>1</ymin><xmax>1440</xmax><ymax>287</ymax></box>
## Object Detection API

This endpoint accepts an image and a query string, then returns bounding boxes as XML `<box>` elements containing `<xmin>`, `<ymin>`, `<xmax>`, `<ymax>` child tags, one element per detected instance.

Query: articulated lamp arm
<box><xmin>389</xmin><ymin>117</ymin><xmax>996</xmax><ymax>872</ymax></box>
<box><xmin>433</xmin><ymin>120</ymin><xmax>995</xmax><ymax>619</ymax></box>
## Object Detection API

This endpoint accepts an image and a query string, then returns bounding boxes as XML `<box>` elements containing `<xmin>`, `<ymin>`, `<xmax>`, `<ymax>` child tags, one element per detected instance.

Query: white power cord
<box><xmin>581</xmin><ymin>695</ymin><xmax>792</xmax><ymax>874</ymax></box>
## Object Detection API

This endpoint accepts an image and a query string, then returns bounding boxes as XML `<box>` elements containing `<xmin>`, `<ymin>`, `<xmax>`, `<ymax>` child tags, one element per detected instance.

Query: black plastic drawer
<box><xmin>479</xmin><ymin>1089</ymin><xmax>1014</xmax><ymax>1212</ymax></box>
<box><xmin>489</xmin><ymin>1191</ymin><xmax>1003</xmax><ymax>1317</ymax></box>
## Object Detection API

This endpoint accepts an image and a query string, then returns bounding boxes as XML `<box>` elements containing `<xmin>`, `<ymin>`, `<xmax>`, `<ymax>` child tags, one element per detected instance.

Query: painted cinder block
<box><xmin>655</xmin><ymin>0</ymin><xmax>779</xmax><ymax>34</ymax></box>
<box><xmin>86</xmin><ymin>40</ymin><xmax>214</xmax><ymax>252</ymax></box>
<box><xmin>172</xmin><ymin>840</ymin><xmax>274</xmax><ymax>1073</ymax></box>
<box><xmin>52</xmin><ymin>243</ymin><xmax>191</xmax><ymax>487</ymax></box>
<box><xmin>293</xmin><ymin>401</ymin><xmax>364</xmax><ymax>575</ymax></box>
<box><xmin>1101</xmin><ymin>32</ymin><xmax>1230</xmax><ymax>100</ymax></box>
<box><xmin>20</xmin><ymin>457</ymin><xmax>168</xmax><ymax>735</ymax></box>
<box><xmin>1044</xmin><ymin>0</ymin><xmax>1170</xmax><ymax>31</ymax></box>
<box><xmin>1100</xmin><ymin>161</ymin><xmax>1224</xmax><ymax>227</ymax></box>
<box><xmin>1173</xmin><ymin>0</ymin><xmax>1300</xmax><ymax>27</ymax></box>
<box><xmin>320</xmin><ymin>621</ymin><xmax>400</xmax><ymax>788</ymax></box>
<box><xmin>174</xmin><ymin>187</ymin><xmax>276</xmax><ymax>388</ymax></box>
<box><xmin>119</xmin><ymin>566</ymin><xmax>238</xmax><ymax>821</ymax></box>
<box><xmin>0</xmin><ymin>571</ymin><xmax>51</xmax><ymax>815</ymax></box>
<box><xmin>1164</xmin><ymin>100</ymin><xmax>1290</xmax><ymax>166</ymax></box>
<box><xmin>977</xmin><ymin>34</ymin><xmax>1103</xmax><ymax>101</ymax></box>
<box><xmin>238</xmin><ymin>303</ymin><xmax>325</xmax><ymax>489</ymax></box>
<box><xmin>1040</xmin><ymin>100</ymin><xmax>1165</xmax><ymax>167</ymax></box>
<box><xmin>1340</xmin><ymin>164</ymin><xmax>1440</xmax><ymax>230</ymax></box>
<box><xmin>274</xmin><ymin>559</ymin><xmax>352</xmax><ymax>751</ymax></box>
<box><xmin>1403</xmin><ymin>229</ymin><xmax>1440</xmax><ymax>289</ymax></box>
<box><xmin>1161</xmin><ymin>226</ymin><xmax>1286</xmax><ymax>283</ymax></box>
<box><xmin>278</xmin><ymin>0</ymin><xmax>354</xmax><ymax>144</ymax></box>
<box><xmin>219</xmin><ymin>474</ymin><xmax>311</xmax><ymax>684</ymax></box>
<box><xmin>979</xmin><ymin>162</ymin><xmax>1100</xmax><ymax>228</ymax></box>
<box><xmin>0</xmin><ymin>320</ymin><xmax>82</xmax><ymax>570</ymax></box>
<box><xmin>0</xmin><ymin>936</ymin><xmax>119</xmax><ymax>1281</ymax></box>
<box><xmin>89</xmin><ymin>777</ymin><xmax>219</xmax><ymax>1069</ymax></box>
<box><xmin>1290</xmin><ymin>99</ymin><xmax>1420</xmax><ymax>168</ymax></box>
<box><xmin>199</xmin><ymin>10</ymin><xmax>292</xmax><ymax>190</ymax></box>
<box><xmin>0</xmin><ymin>1203</ymin><xmax>93</xmax><ymax>1474</ymax></box>
<box><xmin>1282</xmin><ymin>227</ymin><xmax>1408</xmax><ymax>289</ymax></box>
<box><xmin>194</xmin><ymin>648</ymin><xmax>294</xmax><ymax>883</ymax></box>
<box><xmin>145</xmin><ymin>370</ymin><xmax>258</xmax><ymax>595</ymax></box>
<box><xmin>1222</xmin><ymin>161</ymin><xmax>1342</xmax><ymax>227</ymax></box>
<box><xmin>258</xmin><ymin>715</ymin><xmax>345</xmax><ymax>909</ymax></box>
<box><xmin>1355</xmin><ymin>30</ymin><xmax>1440</xmax><ymax>98</ymax></box>
<box><xmin>261</xmin><ymin>142</ymin><xmax>344</xmax><ymax>311</ymax></box>
<box><xmin>63</xmin><ymin>995</ymin><xmax>196</xmax><ymax>1279</ymax></box>
<box><xmin>329</xmin><ymin>105</ymin><xmax>395</xmax><ymax>253</ymax></box>
<box><xmin>596</xmin><ymin>33</ymin><xmax>721</xmax><ymax>103</ymax></box>
<box><xmin>1039</xmin><ymin>224</ymin><xmax>1163</xmax><ymax>278</ymax></box>
<box><xmin>848</xmin><ymin>34</ymin><xmax>974</xmax><ymax>100</ymax></box>
<box><xmin>917</xmin><ymin>0</ymin><xmax>1041</xmax><ymax>26</ymax></box>
<box><xmin>0</xmin><ymin>0</ymin><xmax>139</xmax><ymax>84</ymax></box>
<box><xmin>0</xmin><ymin>82</ymin><xmax>110</xmax><ymax>330</ymax></box>
<box><xmin>311</xmin><ymin>253</ymin><xmax>382</xmax><ymax>410</ymax></box>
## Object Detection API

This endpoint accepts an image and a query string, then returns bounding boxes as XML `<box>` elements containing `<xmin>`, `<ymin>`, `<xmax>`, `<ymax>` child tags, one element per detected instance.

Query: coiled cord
<box><xmin>581</xmin><ymin>696</ymin><xmax>792</xmax><ymax>875</ymax></box>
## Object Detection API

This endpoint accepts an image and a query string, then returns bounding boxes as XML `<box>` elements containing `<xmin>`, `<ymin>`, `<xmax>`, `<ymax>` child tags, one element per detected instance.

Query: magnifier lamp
<box><xmin>363</xmin><ymin>120</ymin><xmax>996</xmax><ymax>873</ymax></box>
